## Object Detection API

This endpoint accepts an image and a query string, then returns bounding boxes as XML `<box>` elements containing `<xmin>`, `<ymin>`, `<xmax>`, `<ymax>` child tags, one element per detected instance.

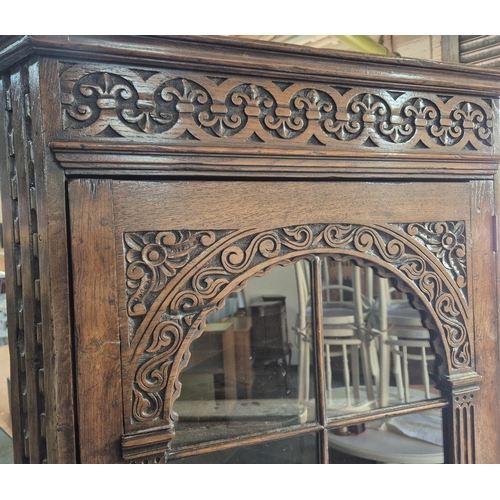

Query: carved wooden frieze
<box><xmin>60</xmin><ymin>63</ymin><xmax>494</xmax><ymax>154</ymax></box>
<box><xmin>120</xmin><ymin>221</ymin><xmax>473</xmax><ymax>454</ymax></box>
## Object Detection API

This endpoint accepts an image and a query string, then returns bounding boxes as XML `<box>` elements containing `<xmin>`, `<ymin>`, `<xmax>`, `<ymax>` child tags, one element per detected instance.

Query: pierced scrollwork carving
<box><xmin>60</xmin><ymin>64</ymin><xmax>495</xmax><ymax>152</ymax></box>
<box><xmin>131</xmin><ymin>313</ymin><xmax>199</xmax><ymax>423</ymax></box>
<box><xmin>397</xmin><ymin>222</ymin><xmax>467</xmax><ymax>292</ymax></box>
<box><xmin>124</xmin><ymin>230</ymin><xmax>220</xmax><ymax>331</ymax></box>
<box><xmin>122</xmin><ymin>221</ymin><xmax>472</xmax><ymax>433</ymax></box>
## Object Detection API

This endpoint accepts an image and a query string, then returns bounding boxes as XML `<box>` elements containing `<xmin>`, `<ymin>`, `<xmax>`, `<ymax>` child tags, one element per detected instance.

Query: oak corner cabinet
<box><xmin>1</xmin><ymin>35</ymin><xmax>500</xmax><ymax>464</ymax></box>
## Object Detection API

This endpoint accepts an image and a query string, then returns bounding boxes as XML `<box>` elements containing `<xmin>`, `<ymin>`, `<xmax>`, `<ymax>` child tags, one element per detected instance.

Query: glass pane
<box><xmin>171</xmin><ymin>260</ymin><xmax>316</xmax><ymax>450</ymax></box>
<box><xmin>320</xmin><ymin>258</ymin><xmax>442</xmax><ymax>418</ymax></box>
<box><xmin>170</xmin><ymin>433</ymin><xmax>320</xmax><ymax>464</ymax></box>
<box><xmin>328</xmin><ymin>408</ymin><xmax>444</xmax><ymax>464</ymax></box>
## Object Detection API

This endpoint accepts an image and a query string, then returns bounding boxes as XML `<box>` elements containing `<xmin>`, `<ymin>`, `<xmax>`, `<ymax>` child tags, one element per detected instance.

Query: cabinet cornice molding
<box><xmin>3</xmin><ymin>35</ymin><xmax>500</xmax><ymax>96</ymax></box>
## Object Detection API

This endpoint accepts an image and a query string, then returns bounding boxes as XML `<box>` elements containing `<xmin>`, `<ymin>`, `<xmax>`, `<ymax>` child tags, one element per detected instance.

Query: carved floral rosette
<box><xmin>60</xmin><ymin>63</ymin><xmax>494</xmax><ymax>153</ymax></box>
<box><xmin>121</xmin><ymin>221</ymin><xmax>472</xmax><ymax>438</ymax></box>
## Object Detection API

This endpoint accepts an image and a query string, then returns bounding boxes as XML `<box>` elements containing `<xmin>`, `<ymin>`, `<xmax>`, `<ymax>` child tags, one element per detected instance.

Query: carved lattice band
<box><xmin>61</xmin><ymin>64</ymin><xmax>494</xmax><ymax>153</ymax></box>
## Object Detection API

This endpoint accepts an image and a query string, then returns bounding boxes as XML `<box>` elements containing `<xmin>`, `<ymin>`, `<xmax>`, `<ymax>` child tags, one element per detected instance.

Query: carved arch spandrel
<box><xmin>119</xmin><ymin>221</ymin><xmax>475</xmax><ymax>443</ymax></box>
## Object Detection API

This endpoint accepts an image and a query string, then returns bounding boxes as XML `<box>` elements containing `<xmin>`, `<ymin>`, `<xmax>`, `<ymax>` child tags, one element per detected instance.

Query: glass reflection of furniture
<box><xmin>172</xmin><ymin>264</ymin><xmax>314</xmax><ymax>450</ymax></box>
<box><xmin>179</xmin><ymin>317</ymin><xmax>255</xmax><ymax>401</ymax></box>
<box><xmin>377</xmin><ymin>277</ymin><xmax>436</xmax><ymax>404</ymax></box>
<box><xmin>327</xmin><ymin>268</ymin><xmax>444</xmax><ymax>463</ymax></box>
<box><xmin>328</xmin><ymin>408</ymin><xmax>444</xmax><ymax>464</ymax></box>
<box><xmin>180</xmin><ymin>321</ymin><xmax>237</xmax><ymax>401</ymax></box>
<box><xmin>249</xmin><ymin>300</ymin><xmax>289</xmax><ymax>394</ymax></box>
<box><xmin>231</xmin><ymin>316</ymin><xmax>254</xmax><ymax>399</ymax></box>
<box><xmin>262</xmin><ymin>294</ymin><xmax>292</xmax><ymax>366</ymax></box>
<box><xmin>295</xmin><ymin>260</ymin><xmax>375</xmax><ymax>412</ymax></box>
<box><xmin>173</xmin><ymin>308</ymin><xmax>309</xmax><ymax>449</ymax></box>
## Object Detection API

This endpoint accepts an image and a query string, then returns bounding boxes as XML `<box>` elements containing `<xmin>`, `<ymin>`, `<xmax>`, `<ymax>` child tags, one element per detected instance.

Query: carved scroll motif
<box><xmin>60</xmin><ymin>64</ymin><xmax>494</xmax><ymax>152</ymax></box>
<box><xmin>122</xmin><ymin>222</ymin><xmax>472</xmax><ymax>431</ymax></box>
<box><xmin>398</xmin><ymin>222</ymin><xmax>467</xmax><ymax>293</ymax></box>
<box><xmin>124</xmin><ymin>230</ymin><xmax>220</xmax><ymax>337</ymax></box>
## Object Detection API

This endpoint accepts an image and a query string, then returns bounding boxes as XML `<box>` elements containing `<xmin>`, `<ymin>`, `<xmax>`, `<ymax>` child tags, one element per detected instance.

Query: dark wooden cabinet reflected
<box><xmin>171</xmin><ymin>263</ymin><xmax>316</xmax><ymax>453</ymax></box>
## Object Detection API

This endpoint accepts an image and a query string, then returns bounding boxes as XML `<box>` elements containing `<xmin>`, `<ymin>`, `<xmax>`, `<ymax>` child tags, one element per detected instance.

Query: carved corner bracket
<box><xmin>119</xmin><ymin>221</ymin><xmax>476</xmax><ymax>460</ymax></box>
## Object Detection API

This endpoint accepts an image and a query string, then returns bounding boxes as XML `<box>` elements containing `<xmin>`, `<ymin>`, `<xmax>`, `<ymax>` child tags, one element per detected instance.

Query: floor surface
<box><xmin>0</xmin><ymin>427</ymin><xmax>13</xmax><ymax>464</ymax></box>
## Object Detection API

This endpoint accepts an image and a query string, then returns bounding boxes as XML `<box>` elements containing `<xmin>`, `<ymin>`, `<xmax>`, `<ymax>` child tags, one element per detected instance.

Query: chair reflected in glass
<box><xmin>376</xmin><ymin>277</ymin><xmax>436</xmax><ymax>405</ymax></box>
<box><xmin>307</xmin><ymin>261</ymin><xmax>444</xmax><ymax>463</ymax></box>
<box><xmin>295</xmin><ymin>259</ymin><xmax>376</xmax><ymax>414</ymax></box>
<box><xmin>171</xmin><ymin>257</ymin><xmax>444</xmax><ymax>463</ymax></box>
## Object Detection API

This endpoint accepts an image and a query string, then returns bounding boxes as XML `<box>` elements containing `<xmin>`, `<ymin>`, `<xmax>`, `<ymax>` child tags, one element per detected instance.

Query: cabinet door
<box><xmin>68</xmin><ymin>178</ymin><xmax>499</xmax><ymax>464</ymax></box>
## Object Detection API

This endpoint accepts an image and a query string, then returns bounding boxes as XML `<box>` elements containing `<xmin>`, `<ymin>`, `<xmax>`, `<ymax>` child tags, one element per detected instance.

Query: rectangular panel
<box><xmin>107</xmin><ymin>179</ymin><xmax>477</xmax><ymax>462</ymax></box>
<box><xmin>113</xmin><ymin>181</ymin><xmax>471</xmax><ymax>232</ymax></box>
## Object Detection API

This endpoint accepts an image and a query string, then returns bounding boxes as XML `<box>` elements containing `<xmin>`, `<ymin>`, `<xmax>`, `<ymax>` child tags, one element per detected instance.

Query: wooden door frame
<box><xmin>68</xmin><ymin>178</ymin><xmax>499</xmax><ymax>464</ymax></box>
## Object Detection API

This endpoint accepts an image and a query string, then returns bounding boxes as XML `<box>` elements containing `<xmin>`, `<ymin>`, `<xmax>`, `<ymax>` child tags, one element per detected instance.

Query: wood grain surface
<box><xmin>0</xmin><ymin>35</ymin><xmax>499</xmax><ymax>464</ymax></box>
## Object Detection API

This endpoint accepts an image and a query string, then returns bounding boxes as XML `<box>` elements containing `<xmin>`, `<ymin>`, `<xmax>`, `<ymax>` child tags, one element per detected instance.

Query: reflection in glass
<box><xmin>328</xmin><ymin>409</ymin><xmax>444</xmax><ymax>464</ymax></box>
<box><xmin>319</xmin><ymin>259</ymin><xmax>377</xmax><ymax>415</ymax></box>
<box><xmin>171</xmin><ymin>433</ymin><xmax>319</xmax><ymax>464</ymax></box>
<box><xmin>298</xmin><ymin>258</ymin><xmax>445</xmax><ymax>465</ymax></box>
<box><xmin>170</xmin><ymin>254</ymin><xmax>444</xmax><ymax>462</ymax></box>
<box><xmin>315</xmin><ymin>258</ymin><xmax>441</xmax><ymax>418</ymax></box>
<box><xmin>171</xmin><ymin>260</ymin><xmax>316</xmax><ymax>450</ymax></box>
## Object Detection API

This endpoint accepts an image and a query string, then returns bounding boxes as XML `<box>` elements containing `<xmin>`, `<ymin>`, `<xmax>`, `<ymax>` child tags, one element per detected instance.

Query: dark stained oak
<box><xmin>0</xmin><ymin>35</ymin><xmax>500</xmax><ymax>463</ymax></box>
<box><xmin>68</xmin><ymin>179</ymin><xmax>123</xmax><ymax>464</ymax></box>
<box><xmin>467</xmin><ymin>180</ymin><xmax>500</xmax><ymax>463</ymax></box>
<box><xmin>111</xmin><ymin>181</ymin><xmax>471</xmax><ymax>232</ymax></box>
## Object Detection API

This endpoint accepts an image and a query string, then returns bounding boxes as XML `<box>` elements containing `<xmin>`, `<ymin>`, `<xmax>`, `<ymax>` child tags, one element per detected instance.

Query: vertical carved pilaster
<box><xmin>442</xmin><ymin>380</ymin><xmax>480</xmax><ymax>464</ymax></box>
<box><xmin>21</xmin><ymin>71</ymin><xmax>46</xmax><ymax>462</ymax></box>
<box><xmin>1</xmin><ymin>66</ymin><xmax>46</xmax><ymax>463</ymax></box>
<box><xmin>2</xmin><ymin>72</ymin><xmax>30</xmax><ymax>463</ymax></box>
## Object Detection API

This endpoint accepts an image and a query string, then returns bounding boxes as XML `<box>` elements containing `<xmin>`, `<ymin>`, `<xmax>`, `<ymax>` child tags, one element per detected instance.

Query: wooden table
<box><xmin>181</xmin><ymin>318</ymin><xmax>254</xmax><ymax>401</ymax></box>
<box><xmin>184</xmin><ymin>322</ymin><xmax>237</xmax><ymax>400</ymax></box>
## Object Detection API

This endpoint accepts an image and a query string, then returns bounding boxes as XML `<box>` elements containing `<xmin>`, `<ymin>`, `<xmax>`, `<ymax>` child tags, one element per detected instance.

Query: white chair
<box><xmin>295</xmin><ymin>259</ymin><xmax>376</xmax><ymax>412</ymax></box>
<box><xmin>328</xmin><ymin>275</ymin><xmax>443</xmax><ymax>463</ymax></box>
<box><xmin>375</xmin><ymin>277</ymin><xmax>436</xmax><ymax>405</ymax></box>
